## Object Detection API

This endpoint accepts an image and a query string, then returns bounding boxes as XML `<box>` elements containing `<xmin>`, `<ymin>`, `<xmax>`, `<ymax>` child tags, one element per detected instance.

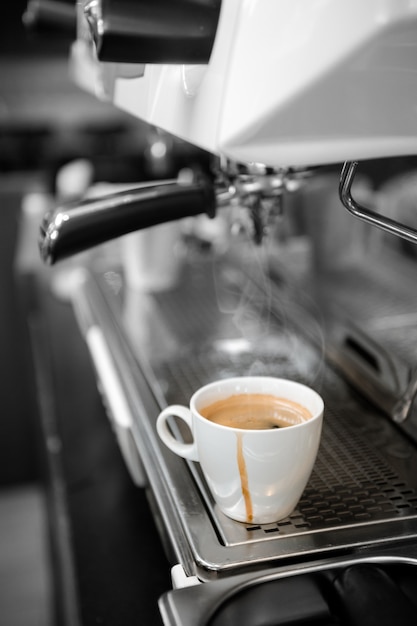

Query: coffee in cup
<box><xmin>200</xmin><ymin>393</ymin><xmax>312</xmax><ymax>429</ymax></box>
<box><xmin>156</xmin><ymin>376</ymin><xmax>324</xmax><ymax>524</ymax></box>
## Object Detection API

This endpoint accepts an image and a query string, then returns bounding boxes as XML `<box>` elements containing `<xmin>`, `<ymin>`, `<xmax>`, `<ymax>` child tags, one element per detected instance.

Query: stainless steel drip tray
<box><xmin>153</xmin><ymin>343</ymin><xmax>417</xmax><ymax>551</ymax></box>
<box><xmin>72</xmin><ymin>263</ymin><xmax>417</xmax><ymax>580</ymax></box>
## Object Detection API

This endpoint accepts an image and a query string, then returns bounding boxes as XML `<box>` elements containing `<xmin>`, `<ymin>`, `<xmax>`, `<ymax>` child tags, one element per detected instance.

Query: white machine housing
<box><xmin>73</xmin><ymin>0</ymin><xmax>417</xmax><ymax>168</ymax></box>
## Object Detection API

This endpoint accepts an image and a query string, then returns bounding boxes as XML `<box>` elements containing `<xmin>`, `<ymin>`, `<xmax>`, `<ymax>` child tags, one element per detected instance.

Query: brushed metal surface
<box><xmin>71</xmin><ymin>248</ymin><xmax>417</xmax><ymax>580</ymax></box>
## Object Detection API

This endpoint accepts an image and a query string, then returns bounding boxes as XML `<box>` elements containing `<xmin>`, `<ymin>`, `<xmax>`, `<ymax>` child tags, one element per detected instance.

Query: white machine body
<box><xmin>73</xmin><ymin>0</ymin><xmax>417</xmax><ymax>168</ymax></box>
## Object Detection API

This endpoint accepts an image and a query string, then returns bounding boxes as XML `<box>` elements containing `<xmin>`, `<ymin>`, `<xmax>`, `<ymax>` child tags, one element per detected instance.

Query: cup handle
<box><xmin>156</xmin><ymin>405</ymin><xmax>199</xmax><ymax>462</ymax></box>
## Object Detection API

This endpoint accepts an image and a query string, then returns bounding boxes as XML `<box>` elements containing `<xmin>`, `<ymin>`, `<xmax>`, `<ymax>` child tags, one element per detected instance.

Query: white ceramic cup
<box><xmin>156</xmin><ymin>376</ymin><xmax>324</xmax><ymax>524</ymax></box>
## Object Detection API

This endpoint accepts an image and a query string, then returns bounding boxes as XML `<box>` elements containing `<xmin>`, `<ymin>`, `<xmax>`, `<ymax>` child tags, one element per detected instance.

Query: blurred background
<box><xmin>0</xmin><ymin>4</ymin><xmax>213</xmax><ymax>623</ymax></box>
<box><xmin>0</xmin><ymin>3</ymin><xmax>155</xmax><ymax>624</ymax></box>
<box><xmin>0</xmin><ymin>1</ymin><xmax>124</xmax><ymax>488</ymax></box>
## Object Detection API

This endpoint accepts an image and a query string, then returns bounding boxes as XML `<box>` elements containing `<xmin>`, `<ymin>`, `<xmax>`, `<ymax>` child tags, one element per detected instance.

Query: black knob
<box><xmin>23</xmin><ymin>0</ymin><xmax>76</xmax><ymax>39</ymax></box>
<box><xmin>84</xmin><ymin>0</ymin><xmax>222</xmax><ymax>64</ymax></box>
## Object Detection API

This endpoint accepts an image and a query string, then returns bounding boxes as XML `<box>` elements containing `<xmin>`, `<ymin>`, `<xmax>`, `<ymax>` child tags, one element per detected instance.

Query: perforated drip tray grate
<box><xmin>86</xmin><ymin>260</ymin><xmax>417</xmax><ymax>576</ymax></box>
<box><xmin>241</xmin><ymin>411</ymin><xmax>417</xmax><ymax>542</ymax></box>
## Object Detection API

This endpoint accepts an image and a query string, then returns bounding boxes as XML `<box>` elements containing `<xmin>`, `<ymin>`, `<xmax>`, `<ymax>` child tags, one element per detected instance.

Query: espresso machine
<box><xmin>28</xmin><ymin>1</ymin><xmax>417</xmax><ymax>624</ymax></box>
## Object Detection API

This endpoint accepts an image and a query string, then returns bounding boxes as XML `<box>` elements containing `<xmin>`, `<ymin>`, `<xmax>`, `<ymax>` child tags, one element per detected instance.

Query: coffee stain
<box><xmin>236</xmin><ymin>432</ymin><xmax>253</xmax><ymax>522</ymax></box>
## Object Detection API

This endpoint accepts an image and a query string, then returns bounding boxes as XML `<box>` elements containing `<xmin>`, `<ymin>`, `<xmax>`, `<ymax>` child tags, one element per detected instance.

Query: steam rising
<box><xmin>212</xmin><ymin>227</ymin><xmax>325</xmax><ymax>390</ymax></box>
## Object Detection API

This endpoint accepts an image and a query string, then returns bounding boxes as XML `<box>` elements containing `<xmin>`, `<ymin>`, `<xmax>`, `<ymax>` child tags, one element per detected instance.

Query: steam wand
<box><xmin>339</xmin><ymin>161</ymin><xmax>417</xmax><ymax>244</ymax></box>
<box><xmin>339</xmin><ymin>161</ymin><xmax>417</xmax><ymax>423</ymax></box>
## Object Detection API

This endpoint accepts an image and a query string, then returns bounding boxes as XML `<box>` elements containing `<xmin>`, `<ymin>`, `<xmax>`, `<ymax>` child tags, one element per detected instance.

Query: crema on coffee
<box><xmin>199</xmin><ymin>393</ymin><xmax>312</xmax><ymax>429</ymax></box>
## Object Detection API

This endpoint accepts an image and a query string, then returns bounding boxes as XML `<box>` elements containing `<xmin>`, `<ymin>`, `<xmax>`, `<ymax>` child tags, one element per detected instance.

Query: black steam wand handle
<box><xmin>39</xmin><ymin>178</ymin><xmax>216</xmax><ymax>265</ymax></box>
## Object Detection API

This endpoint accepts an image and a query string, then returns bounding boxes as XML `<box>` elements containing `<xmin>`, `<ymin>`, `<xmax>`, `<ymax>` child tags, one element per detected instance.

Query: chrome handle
<box><xmin>84</xmin><ymin>0</ymin><xmax>101</xmax><ymax>46</ymax></box>
<box><xmin>339</xmin><ymin>161</ymin><xmax>417</xmax><ymax>244</ymax></box>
